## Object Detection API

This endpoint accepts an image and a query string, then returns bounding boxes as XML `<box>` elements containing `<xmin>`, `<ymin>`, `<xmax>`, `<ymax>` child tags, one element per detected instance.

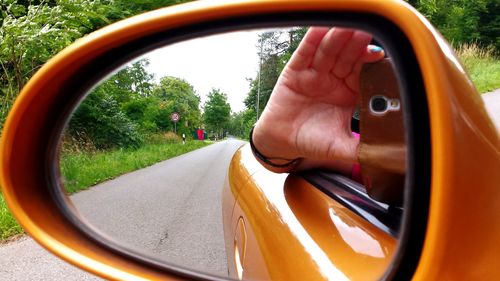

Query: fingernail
<box><xmin>369</xmin><ymin>46</ymin><xmax>383</xmax><ymax>53</ymax></box>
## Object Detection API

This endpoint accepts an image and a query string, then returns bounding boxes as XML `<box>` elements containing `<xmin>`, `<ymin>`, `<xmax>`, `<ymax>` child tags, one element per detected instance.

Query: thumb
<box><xmin>360</xmin><ymin>45</ymin><xmax>385</xmax><ymax>63</ymax></box>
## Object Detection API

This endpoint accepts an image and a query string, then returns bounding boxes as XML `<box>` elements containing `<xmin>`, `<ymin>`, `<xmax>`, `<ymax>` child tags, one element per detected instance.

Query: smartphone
<box><xmin>358</xmin><ymin>58</ymin><xmax>406</xmax><ymax>206</ymax></box>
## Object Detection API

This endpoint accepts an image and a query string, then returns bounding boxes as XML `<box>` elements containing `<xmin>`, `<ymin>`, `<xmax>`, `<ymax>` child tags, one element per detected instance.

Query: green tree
<box><xmin>244</xmin><ymin>55</ymin><xmax>280</xmax><ymax>117</ymax></box>
<box><xmin>108</xmin><ymin>0</ymin><xmax>191</xmax><ymax>19</ymax></box>
<box><xmin>0</xmin><ymin>0</ymin><xmax>114</xmax><ymax>127</ymax></box>
<box><xmin>407</xmin><ymin>0</ymin><xmax>499</xmax><ymax>54</ymax></box>
<box><xmin>477</xmin><ymin>0</ymin><xmax>500</xmax><ymax>52</ymax></box>
<box><xmin>0</xmin><ymin>0</ymin><xmax>194</xmax><ymax>130</ymax></box>
<box><xmin>95</xmin><ymin>59</ymin><xmax>155</xmax><ymax>106</ymax></box>
<box><xmin>67</xmin><ymin>59</ymin><xmax>154</xmax><ymax>149</ymax></box>
<box><xmin>0</xmin><ymin>0</ymin><xmax>121</xmax><ymax>92</ymax></box>
<box><xmin>204</xmin><ymin>88</ymin><xmax>231</xmax><ymax>138</ymax></box>
<box><xmin>122</xmin><ymin>97</ymin><xmax>157</xmax><ymax>130</ymax></box>
<box><xmin>228</xmin><ymin>109</ymin><xmax>256</xmax><ymax>139</ymax></box>
<box><xmin>151</xmin><ymin>76</ymin><xmax>201</xmax><ymax>134</ymax></box>
<box><xmin>115</xmin><ymin>59</ymin><xmax>155</xmax><ymax>99</ymax></box>
<box><xmin>69</xmin><ymin>89</ymin><xmax>143</xmax><ymax>150</ymax></box>
<box><xmin>244</xmin><ymin>28</ymin><xmax>306</xmax><ymax>115</ymax></box>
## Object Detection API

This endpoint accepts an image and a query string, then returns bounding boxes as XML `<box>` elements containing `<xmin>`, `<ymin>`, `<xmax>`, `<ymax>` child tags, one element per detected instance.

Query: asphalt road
<box><xmin>72</xmin><ymin>138</ymin><xmax>245</xmax><ymax>276</ymax></box>
<box><xmin>482</xmin><ymin>89</ymin><xmax>500</xmax><ymax>133</ymax></box>
<box><xmin>0</xmin><ymin>139</ymin><xmax>245</xmax><ymax>280</ymax></box>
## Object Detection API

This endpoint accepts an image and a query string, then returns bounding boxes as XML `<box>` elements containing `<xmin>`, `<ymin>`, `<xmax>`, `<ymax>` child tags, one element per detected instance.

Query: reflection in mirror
<box><xmin>58</xmin><ymin>26</ymin><xmax>407</xmax><ymax>280</ymax></box>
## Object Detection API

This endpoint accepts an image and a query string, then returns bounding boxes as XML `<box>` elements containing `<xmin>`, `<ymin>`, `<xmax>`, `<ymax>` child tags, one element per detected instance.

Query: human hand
<box><xmin>253</xmin><ymin>27</ymin><xmax>384</xmax><ymax>167</ymax></box>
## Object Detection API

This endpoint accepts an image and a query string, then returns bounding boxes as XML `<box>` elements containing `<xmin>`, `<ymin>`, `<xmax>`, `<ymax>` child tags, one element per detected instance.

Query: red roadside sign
<box><xmin>171</xmin><ymin>112</ymin><xmax>180</xmax><ymax>122</ymax></box>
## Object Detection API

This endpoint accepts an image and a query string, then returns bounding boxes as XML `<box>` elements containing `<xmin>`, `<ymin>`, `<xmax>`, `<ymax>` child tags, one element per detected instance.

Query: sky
<box><xmin>142</xmin><ymin>30</ymin><xmax>262</xmax><ymax>113</ymax></box>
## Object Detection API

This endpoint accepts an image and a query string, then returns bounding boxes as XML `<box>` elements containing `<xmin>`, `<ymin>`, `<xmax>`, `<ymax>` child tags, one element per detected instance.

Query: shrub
<box><xmin>69</xmin><ymin>92</ymin><xmax>143</xmax><ymax>149</ymax></box>
<box><xmin>60</xmin><ymin>130</ymin><xmax>97</xmax><ymax>154</ymax></box>
<box><xmin>164</xmin><ymin>131</ymin><xmax>181</xmax><ymax>143</ymax></box>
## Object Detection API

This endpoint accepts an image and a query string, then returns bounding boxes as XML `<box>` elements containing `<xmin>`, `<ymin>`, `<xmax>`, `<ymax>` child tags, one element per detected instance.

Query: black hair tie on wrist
<box><xmin>249</xmin><ymin>126</ymin><xmax>301</xmax><ymax>169</ymax></box>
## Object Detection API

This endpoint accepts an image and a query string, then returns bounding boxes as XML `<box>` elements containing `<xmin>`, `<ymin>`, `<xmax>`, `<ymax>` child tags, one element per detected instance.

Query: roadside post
<box><xmin>171</xmin><ymin>112</ymin><xmax>180</xmax><ymax>134</ymax></box>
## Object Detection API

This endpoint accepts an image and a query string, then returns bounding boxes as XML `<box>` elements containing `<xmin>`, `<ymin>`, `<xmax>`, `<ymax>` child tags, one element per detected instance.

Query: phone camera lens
<box><xmin>371</xmin><ymin>96</ymin><xmax>388</xmax><ymax>113</ymax></box>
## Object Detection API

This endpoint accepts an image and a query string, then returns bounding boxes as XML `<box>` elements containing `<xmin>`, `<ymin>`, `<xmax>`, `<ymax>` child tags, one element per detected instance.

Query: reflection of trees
<box><xmin>203</xmin><ymin>89</ymin><xmax>231</xmax><ymax>138</ymax></box>
<box><xmin>152</xmin><ymin>76</ymin><xmax>202</xmax><ymax>133</ymax></box>
<box><xmin>244</xmin><ymin>28</ymin><xmax>307</xmax><ymax>116</ymax></box>
<box><xmin>227</xmin><ymin>28</ymin><xmax>307</xmax><ymax>139</ymax></box>
<box><xmin>68</xmin><ymin>61</ymin><xmax>202</xmax><ymax>150</ymax></box>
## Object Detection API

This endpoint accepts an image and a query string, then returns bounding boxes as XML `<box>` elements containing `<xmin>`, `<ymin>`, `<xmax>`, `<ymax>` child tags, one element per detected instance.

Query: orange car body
<box><xmin>222</xmin><ymin>145</ymin><xmax>397</xmax><ymax>280</ymax></box>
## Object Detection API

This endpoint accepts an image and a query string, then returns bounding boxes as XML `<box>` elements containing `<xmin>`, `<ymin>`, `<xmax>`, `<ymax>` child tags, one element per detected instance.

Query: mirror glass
<box><xmin>58</xmin><ymin>26</ymin><xmax>407</xmax><ymax>279</ymax></box>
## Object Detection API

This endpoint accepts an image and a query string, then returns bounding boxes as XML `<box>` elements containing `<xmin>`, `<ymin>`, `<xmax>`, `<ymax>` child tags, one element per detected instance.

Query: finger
<box><xmin>345</xmin><ymin>45</ymin><xmax>385</xmax><ymax>93</ymax></box>
<box><xmin>287</xmin><ymin>27</ymin><xmax>329</xmax><ymax>70</ymax></box>
<box><xmin>359</xmin><ymin>45</ymin><xmax>385</xmax><ymax>62</ymax></box>
<box><xmin>332</xmin><ymin>30</ymin><xmax>372</xmax><ymax>78</ymax></box>
<box><xmin>311</xmin><ymin>27</ymin><xmax>354</xmax><ymax>72</ymax></box>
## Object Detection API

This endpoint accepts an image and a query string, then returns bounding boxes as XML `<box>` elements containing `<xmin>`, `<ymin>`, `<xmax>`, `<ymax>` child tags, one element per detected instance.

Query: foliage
<box><xmin>408</xmin><ymin>0</ymin><xmax>499</xmax><ymax>54</ymax></box>
<box><xmin>109</xmin><ymin>59</ymin><xmax>155</xmax><ymax>102</ymax></box>
<box><xmin>456</xmin><ymin>43</ymin><xmax>500</xmax><ymax>93</ymax></box>
<box><xmin>228</xmin><ymin>109</ymin><xmax>256</xmax><ymax>139</ymax></box>
<box><xmin>151</xmin><ymin>76</ymin><xmax>202</xmax><ymax>134</ymax></box>
<box><xmin>0</xmin><ymin>0</ymin><xmax>193</xmax><ymax>130</ymax></box>
<box><xmin>122</xmin><ymin>98</ymin><xmax>152</xmax><ymax>124</ymax></box>
<box><xmin>0</xmin><ymin>0</ymin><xmax>113</xmax><ymax>127</ymax></box>
<box><xmin>203</xmin><ymin>88</ymin><xmax>231</xmax><ymax>137</ymax></box>
<box><xmin>106</xmin><ymin>0</ymin><xmax>191</xmax><ymax>20</ymax></box>
<box><xmin>68</xmin><ymin>89</ymin><xmax>144</xmax><ymax>149</ymax></box>
<box><xmin>66</xmin><ymin>60</ymin><xmax>203</xmax><ymax>150</ymax></box>
<box><xmin>406</xmin><ymin>0</ymin><xmax>500</xmax><ymax>91</ymax></box>
<box><xmin>244</xmin><ymin>28</ymin><xmax>306</xmax><ymax>116</ymax></box>
<box><xmin>67</xmin><ymin>59</ymin><xmax>158</xmax><ymax>149</ymax></box>
<box><xmin>231</xmin><ymin>28</ymin><xmax>311</xmax><ymax>139</ymax></box>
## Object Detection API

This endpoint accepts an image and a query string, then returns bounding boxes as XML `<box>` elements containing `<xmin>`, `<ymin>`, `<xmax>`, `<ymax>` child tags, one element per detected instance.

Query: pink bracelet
<box><xmin>351</xmin><ymin>132</ymin><xmax>362</xmax><ymax>183</ymax></box>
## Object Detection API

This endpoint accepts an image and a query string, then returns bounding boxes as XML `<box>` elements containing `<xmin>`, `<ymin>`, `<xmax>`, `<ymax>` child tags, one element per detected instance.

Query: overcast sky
<box><xmin>142</xmin><ymin>30</ymin><xmax>262</xmax><ymax>113</ymax></box>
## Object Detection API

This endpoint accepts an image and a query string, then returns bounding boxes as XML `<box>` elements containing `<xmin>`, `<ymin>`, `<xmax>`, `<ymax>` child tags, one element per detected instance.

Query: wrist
<box><xmin>250</xmin><ymin>126</ymin><xmax>302</xmax><ymax>173</ymax></box>
<box><xmin>252</xmin><ymin>120</ymin><xmax>299</xmax><ymax>161</ymax></box>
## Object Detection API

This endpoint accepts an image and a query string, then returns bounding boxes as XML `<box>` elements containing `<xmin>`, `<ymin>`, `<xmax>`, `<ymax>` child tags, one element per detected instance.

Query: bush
<box><xmin>456</xmin><ymin>43</ymin><xmax>495</xmax><ymax>59</ymax></box>
<box><xmin>69</xmin><ymin>92</ymin><xmax>143</xmax><ymax>149</ymax></box>
<box><xmin>122</xmin><ymin>98</ymin><xmax>150</xmax><ymax>123</ymax></box>
<box><xmin>60</xmin><ymin>130</ymin><xmax>97</xmax><ymax>154</ymax></box>
<box><xmin>164</xmin><ymin>132</ymin><xmax>181</xmax><ymax>143</ymax></box>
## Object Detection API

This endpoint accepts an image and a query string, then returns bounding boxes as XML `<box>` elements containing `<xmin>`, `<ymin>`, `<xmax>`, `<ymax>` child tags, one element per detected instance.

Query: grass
<box><xmin>455</xmin><ymin>43</ymin><xmax>500</xmax><ymax>94</ymax></box>
<box><xmin>0</xmin><ymin>194</ymin><xmax>23</xmax><ymax>241</ymax></box>
<box><xmin>60</xmin><ymin>140</ymin><xmax>210</xmax><ymax>194</ymax></box>
<box><xmin>0</xmin><ymin>139</ymin><xmax>210</xmax><ymax>241</ymax></box>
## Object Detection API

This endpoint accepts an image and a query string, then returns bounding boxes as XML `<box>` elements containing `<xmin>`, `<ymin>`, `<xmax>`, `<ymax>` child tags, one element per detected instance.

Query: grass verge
<box><xmin>456</xmin><ymin>43</ymin><xmax>500</xmax><ymax>93</ymax></box>
<box><xmin>60</xmin><ymin>140</ymin><xmax>210</xmax><ymax>194</ymax></box>
<box><xmin>0</xmin><ymin>194</ymin><xmax>23</xmax><ymax>241</ymax></box>
<box><xmin>0</xmin><ymin>140</ymin><xmax>210</xmax><ymax>241</ymax></box>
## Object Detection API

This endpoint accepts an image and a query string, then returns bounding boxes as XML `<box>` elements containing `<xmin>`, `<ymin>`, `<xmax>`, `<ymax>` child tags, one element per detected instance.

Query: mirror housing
<box><xmin>1</xmin><ymin>0</ymin><xmax>499</xmax><ymax>280</ymax></box>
